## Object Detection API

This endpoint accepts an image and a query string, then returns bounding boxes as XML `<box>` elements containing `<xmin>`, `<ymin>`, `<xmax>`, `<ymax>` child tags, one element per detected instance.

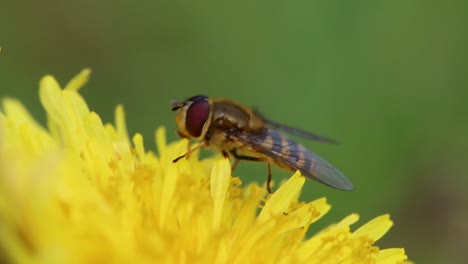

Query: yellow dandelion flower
<box><xmin>0</xmin><ymin>69</ymin><xmax>410</xmax><ymax>264</ymax></box>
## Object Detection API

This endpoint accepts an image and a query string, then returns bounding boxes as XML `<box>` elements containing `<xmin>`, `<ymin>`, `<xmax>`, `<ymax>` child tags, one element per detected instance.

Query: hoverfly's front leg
<box><xmin>229</xmin><ymin>149</ymin><xmax>272</xmax><ymax>193</ymax></box>
<box><xmin>173</xmin><ymin>141</ymin><xmax>208</xmax><ymax>163</ymax></box>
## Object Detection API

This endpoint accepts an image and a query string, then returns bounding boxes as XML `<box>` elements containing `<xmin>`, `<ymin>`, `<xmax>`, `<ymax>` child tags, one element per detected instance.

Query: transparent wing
<box><xmin>252</xmin><ymin>110</ymin><xmax>337</xmax><ymax>143</ymax></box>
<box><xmin>232</xmin><ymin>129</ymin><xmax>353</xmax><ymax>190</ymax></box>
<box><xmin>263</xmin><ymin>119</ymin><xmax>337</xmax><ymax>143</ymax></box>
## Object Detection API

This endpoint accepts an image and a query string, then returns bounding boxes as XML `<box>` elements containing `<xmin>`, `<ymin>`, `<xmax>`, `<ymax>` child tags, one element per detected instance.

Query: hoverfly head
<box><xmin>171</xmin><ymin>95</ymin><xmax>211</xmax><ymax>139</ymax></box>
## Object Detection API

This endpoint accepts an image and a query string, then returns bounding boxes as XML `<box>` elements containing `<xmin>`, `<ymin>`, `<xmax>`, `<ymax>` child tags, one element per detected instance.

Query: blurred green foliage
<box><xmin>1</xmin><ymin>0</ymin><xmax>467</xmax><ymax>262</ymax></box>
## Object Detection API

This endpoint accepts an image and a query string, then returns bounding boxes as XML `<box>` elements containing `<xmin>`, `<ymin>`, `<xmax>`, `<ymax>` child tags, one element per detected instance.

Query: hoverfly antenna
<box><xmin>170</xmin><ymin>100</ymin><xmax>184</xmax><ymax>111</ymax></box>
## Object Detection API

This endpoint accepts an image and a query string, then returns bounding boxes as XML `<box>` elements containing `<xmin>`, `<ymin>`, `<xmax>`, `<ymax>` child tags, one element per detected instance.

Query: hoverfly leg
<box><xmin>266</xmin><ymin>162</ymin><xmax>272</xmax><ymax>193</ymax></box>
<box><xmin>230</xmin><ymin>149</ymin><xmax>267</xmax><ymax>162</ymax></box>
<box><xmin>172</xmin><ymin>141</ymin><xmax>207</xmax><ymax>163</ymax></box>
<box><xmin>173</xmin><ymin>155</ymin><xmax>185</xmax><ymax>163</ymax></box>
<box><xmin>231</xmin><ymin>159</ymin><xmax>240</xmax><ymax>173</ymax></box>
<box><xmin>229</xmin><ymin>149</ymin><xmax>272</xmax><ymax>193</ymax></box>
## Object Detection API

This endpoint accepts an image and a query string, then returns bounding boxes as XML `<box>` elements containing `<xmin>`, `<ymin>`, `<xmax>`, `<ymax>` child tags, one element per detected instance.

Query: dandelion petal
<box><xmin>258</xmin><ymin>171</ymin><xmax>305</xmax><ymax>223</ymax></box>
<box><xmin>210</xmin><ymin>158</ymin><xmax>231</xmax><ymax>230</ymax></box>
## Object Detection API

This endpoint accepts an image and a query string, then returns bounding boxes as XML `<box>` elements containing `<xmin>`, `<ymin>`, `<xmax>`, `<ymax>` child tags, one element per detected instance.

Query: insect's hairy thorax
<box><xmin>209</xmin><ymin>100</ymin><xmax>263</xmax><ymax>131</ymax></box>
<box><xmin>204</xmin><ymin>100</ymin><xmax>263</xmax><ymax>150</ymax></box>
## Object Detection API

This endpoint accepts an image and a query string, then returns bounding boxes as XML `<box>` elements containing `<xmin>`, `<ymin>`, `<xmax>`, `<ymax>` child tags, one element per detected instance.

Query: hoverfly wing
<box><xmin>253</xmin><ymin>110</ymin><xmax>337</xmax><ymax>144</ymax></box>
<box><xmin>233</xmin><ymin>129</ymin><xmax>353</xmax><ymax>191</ymax></box>
<box><xmin>263</xmin><ymin>119</ymin><xmax>337</xmax><ymax>144</ymax></box>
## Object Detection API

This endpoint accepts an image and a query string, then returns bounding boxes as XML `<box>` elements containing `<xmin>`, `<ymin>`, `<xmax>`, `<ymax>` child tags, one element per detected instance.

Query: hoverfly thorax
<box><xmin>171</xmin><ymin>95</ymin><xmax>213</xmax><ymax>140</ymax></box>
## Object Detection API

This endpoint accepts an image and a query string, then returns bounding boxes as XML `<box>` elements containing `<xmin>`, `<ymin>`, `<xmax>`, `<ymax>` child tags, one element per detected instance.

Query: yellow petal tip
<box><xmin>65</xmin><ymin>68</ymin><xmax>92</xmax><ymax>91</ymax></box>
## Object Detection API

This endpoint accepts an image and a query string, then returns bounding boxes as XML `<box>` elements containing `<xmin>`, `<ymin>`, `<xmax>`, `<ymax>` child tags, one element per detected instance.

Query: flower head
<box><xmin>0</xmin><ymin>70</ymin><xmax>409</xmax><ymax>263</ymax></box>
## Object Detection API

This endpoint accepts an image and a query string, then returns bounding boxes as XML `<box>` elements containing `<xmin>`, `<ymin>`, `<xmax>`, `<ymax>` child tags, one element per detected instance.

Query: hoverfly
<box><xmin>170</xmin><ymin>95</ymin><xmax>353</xmax><ymax>192</ymax></box>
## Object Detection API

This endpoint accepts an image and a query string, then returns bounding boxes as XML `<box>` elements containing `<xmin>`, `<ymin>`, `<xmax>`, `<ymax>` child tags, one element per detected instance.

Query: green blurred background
<box><xmin>1</xmin><ymin>0</ymin><xmax>467</xmax><ymax>262</ymax></box>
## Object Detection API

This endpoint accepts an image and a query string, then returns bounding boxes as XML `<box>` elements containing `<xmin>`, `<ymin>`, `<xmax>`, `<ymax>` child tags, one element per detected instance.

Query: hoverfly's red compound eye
<box><xmin>185</xmin><ymin>95</ymin><xmax>210</xmax><ymax>137</ymax></box>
